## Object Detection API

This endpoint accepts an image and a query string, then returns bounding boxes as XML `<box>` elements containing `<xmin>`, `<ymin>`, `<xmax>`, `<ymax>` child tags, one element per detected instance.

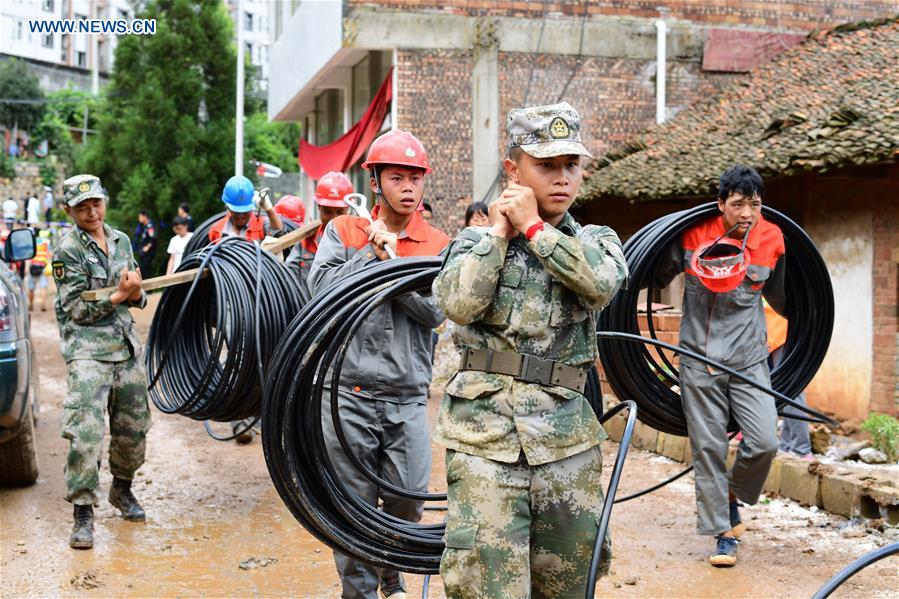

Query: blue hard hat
<box><xmin>221</xmin><ymin>176</ymin><xmax>255</xmax><ymax>213</ymax></box>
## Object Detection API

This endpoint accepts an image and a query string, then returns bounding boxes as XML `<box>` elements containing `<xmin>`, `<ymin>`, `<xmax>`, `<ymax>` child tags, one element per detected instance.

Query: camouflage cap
<box><xmin>62</xmin><ymin>174</ymin><xmax>106</xmax><ymax>207</ymax></box>
<box><xmin>507</xmin><ymin>102</ymin><xmax>593</xmax><ymax>159</ymax></box>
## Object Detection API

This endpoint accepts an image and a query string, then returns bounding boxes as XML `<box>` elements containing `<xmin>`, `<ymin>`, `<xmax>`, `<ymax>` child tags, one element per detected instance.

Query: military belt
<box><xmin>459</xmin><ymin>348</ymin><xmax>587</xmax><ymax>394</ymax></box>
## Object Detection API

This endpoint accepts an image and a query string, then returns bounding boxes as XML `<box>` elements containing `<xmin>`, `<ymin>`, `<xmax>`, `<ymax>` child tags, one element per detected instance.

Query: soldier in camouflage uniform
<box><xmin>52</xmin><ymin>174</ymin><xmax>151</xmax><ymax>549</ymax></box>
<box><xmin>433</xmin><ymin>103</ymin><xmax>628</xmax><ymax>598</ymax></box>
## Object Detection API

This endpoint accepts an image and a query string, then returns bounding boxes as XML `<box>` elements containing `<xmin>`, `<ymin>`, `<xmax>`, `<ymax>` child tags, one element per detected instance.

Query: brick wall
<box><xmin>349</xmin><ymin>0</ymin><xmax>898</xmax><ymax>30</ymax></box>
<box><xmin>871</xmin><ymin>167</ymin><xmax>899</xmax><ymax>416</ymax></box>
<box><xmin>394</xmin><ymin>49</ymin><xmax>474</xmax><ymax>235</ymax></box>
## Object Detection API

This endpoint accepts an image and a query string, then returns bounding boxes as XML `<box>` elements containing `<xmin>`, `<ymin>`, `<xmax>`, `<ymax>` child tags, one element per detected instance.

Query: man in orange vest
<box><xmin>309</xmin><ymin>131</ymin><xmax>449</xmax><ymax>599</ymax></box>
<box><xmin>208</xmin><ymin>175</ymin><xmax>283</xmax><ymax>444</ymax></box>
<box><xmin>285</xmin><ymin>171</ymin><xmax>350</xmax><ymax>287</ymax></box>
<box><xmin>655</xmin><ymin>165</ymin><xmax>787</xmax><ymax>568</ymax></box>
<box><xmin>208</xmin><ymin>175</ymin><xmax>283</xmax><ymax>244</ymax></box>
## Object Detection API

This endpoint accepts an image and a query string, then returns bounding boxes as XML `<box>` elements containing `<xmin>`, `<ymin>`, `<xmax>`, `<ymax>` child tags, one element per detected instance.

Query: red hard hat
<box><xmin>315</xmin><ymin>172</ymin><xmax>354</xmax><ymax>207</ymax></box>
<box><xmin>274</xmin><ymin>195</ymin><xmax>306</xmax><ymax>222</ymax></box>
<box><xmin>690</xmin><ymin>238</ymin><xmax>751</xmax><ymax>293</ymax></box>
<box><xmin>361</xmin><ymin>130</ymin><xmax>431</xmax><ymax>174</ymax></box>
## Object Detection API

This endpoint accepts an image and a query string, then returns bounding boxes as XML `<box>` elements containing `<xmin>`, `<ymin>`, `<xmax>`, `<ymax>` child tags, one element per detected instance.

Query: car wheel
<box><xmin>0</xmin><ymin>406</ymin><xmax>39</xmax><ymax>486</ymax></box>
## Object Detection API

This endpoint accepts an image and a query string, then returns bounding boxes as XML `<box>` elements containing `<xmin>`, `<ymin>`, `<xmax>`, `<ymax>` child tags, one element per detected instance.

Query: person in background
<box><xmin>420</xmin><ymin>201</ymin><xmax>433</xmax><ymax>222</ymax></box>
<box><xmin>165</xmin><ymin>217</ymin><xmax>194</xmax><ymax>275</ymax></box>
<box><xmin>463</xmin><ymin>201</ymin><xmax>489</xmax><ymax>228</ymax></box>
<box><xmin>136</xmin><ymin>211</ymin><xmax>157</xmax><ymax>277</ymax></box>
<box><xmin>764</xmin><ymin>301</ymin><xmax>812</xmax><ymax>458</ymax></box>
<box><xmin>2</xmin><ymin>196</ymin><xmax>18</xmax><ymax>228</ymax></box>
<box><xmin>43</xmin><ymin>186</ymin><xmax>55</xmax><ymax>225</ymax></box>
<box><xmin>26</xmin><ymin>192</ymin><xmax>41</xmax><ymax>227</ymax></box>
<box><xmin>177</xmin><ymin>203</ymin><xmax>195</xmax><ymax>232</ymax></box>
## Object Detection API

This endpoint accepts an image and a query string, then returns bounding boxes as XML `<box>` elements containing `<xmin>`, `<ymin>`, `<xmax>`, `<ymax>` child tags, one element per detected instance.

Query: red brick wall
<box><xmin>870</xmin><ymin>166</ymin><xmax>899</xmax><ymax>416</ymax></box>
<box><xmin>349</xmin><ymin>0</ymin><xmax>898</xmax><ymax>30</ymax></box>
<box><xmin>394</xmin><ymin>49</ymin><xmax>474</xmax><ymax>236</ymax></box>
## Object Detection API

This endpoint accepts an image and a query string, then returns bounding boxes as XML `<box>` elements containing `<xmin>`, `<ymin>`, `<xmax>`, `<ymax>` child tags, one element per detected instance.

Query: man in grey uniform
<box><xmin>655</xmin><ymin>165</ymin><xmax>786</xmax><ymax>567</ymax></box>
<box><xmin>308</xmin><ymin>130</ymin><xmax>449</xmax><ymax>599</ymax></box>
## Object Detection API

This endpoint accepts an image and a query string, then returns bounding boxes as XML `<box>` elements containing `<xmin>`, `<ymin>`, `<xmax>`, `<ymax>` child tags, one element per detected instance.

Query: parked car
<box><xmin>0</xmin><ymin>228</ymin><xmax>38</xmax><ymax>485</ymax></box>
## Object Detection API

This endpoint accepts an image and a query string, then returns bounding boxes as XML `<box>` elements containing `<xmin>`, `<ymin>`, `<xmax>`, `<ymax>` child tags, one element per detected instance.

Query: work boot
<box><xmin>69</xmin><ymin>505</ymin><xmax>94</xmax><ymax>549</ymax></box>
<box><xmin>729</xmin><ymin>500</ymin><xmax>745</xmax><ymax>537</ymax></box>
<box><xmin>379</xmin><ymin>571</ymin><xmax>407</xmax><ymax>599</ymax></box>
<box><xmin>108</xmin><ymin>477</ymin><xmax>146</xmax><ymax>521</ymax></box>
<box><xmin>709</xmin><ymin>534</ymin><xmax>738</xmax><ymax>567</ymax></box>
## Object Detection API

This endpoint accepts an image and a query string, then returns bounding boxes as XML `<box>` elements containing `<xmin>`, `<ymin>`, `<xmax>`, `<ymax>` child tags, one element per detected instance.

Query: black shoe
<box><xmin>729</xmin><ymin>500</ymin><xmax>745</xmax><ymax>537</ymax></box>
<box><xmin>379</xmin><ymin>571</ymin><xmax>407</xmax><ymax>599</ymax></box>
<box><xmin>232</xmin><ymin>420</ymin><xmax>255</xmax><ymax>444</ymax></box>
<box><xmin>709</xmin><ymin>534</ymin><xmax>738</xmax><ymax>567</ymax></box>
<box><xmin>108</xmin><ymin>477</ymin><xmax>146</xmax><ymax>521</ymax></box>
<box><xmin>70</xmin><ymin>505</ymin><xmax>94</xmax><ymax>549</ymax></box>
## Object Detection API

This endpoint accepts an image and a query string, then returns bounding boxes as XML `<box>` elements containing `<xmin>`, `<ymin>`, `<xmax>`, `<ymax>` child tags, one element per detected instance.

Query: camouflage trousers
<box><xmin>441</xmin><ymin>447</ymin><xmax>611</xmax><ymax>599</ymax></box>
<box><xmin>60</xmin><ymin>356</ymin><xmax>150</xmax><ymax>505</ymax></box>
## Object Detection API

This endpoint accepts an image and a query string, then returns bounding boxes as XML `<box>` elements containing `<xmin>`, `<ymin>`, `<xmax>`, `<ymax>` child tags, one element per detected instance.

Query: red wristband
<box><xmin>525</xmin><ymin>221</ymin><xmax>545</xmax><ymax>241</ymax></box>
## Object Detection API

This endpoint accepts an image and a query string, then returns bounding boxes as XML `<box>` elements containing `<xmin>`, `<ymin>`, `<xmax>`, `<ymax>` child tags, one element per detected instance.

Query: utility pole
<box><xmin>235</xmin><ymin>0</ymin><xmax>245</xmax><ymax>177</ymax></box>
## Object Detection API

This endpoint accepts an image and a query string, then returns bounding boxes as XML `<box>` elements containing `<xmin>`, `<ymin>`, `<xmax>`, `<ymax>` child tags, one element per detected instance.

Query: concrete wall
<box><xmin>803</xmin><ymin>209</ymin><xmax>873</xmax><ymax>421</ymax></box>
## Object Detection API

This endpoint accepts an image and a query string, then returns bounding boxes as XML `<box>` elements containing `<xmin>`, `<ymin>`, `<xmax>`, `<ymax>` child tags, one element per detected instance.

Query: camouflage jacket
<box><xmin>52</xmin><ymin>224</ymin><xmax>147</xmax><ymax>363</ymax></box>
<box><xmin>432</xmin><ymin>212</ymin><xmax>628</xmax><ymax>465</ymax></box>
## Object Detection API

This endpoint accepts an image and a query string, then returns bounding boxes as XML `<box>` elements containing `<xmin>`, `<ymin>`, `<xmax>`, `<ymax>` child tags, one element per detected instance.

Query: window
<box><xmin>16</xmin><ymin>20</ymin><xmax>22</xmax><ymax>40</ymax></box>
<box><xmin>352</xmin><ymin>51</ymin><xmax>392</xmax><ymax>123</ymax></box>
<box><xmin>42</xmin><ymin>33</ymin><xmax>53</xmax><ymax>48</ymax></box>
<box><xmin>245</xmin><ymin>42</ymin><xmax>252</xmax><ymax>57</ymax></box>
<box><xmin>245</xmin><ymin>12</ymin><xmax>253</xmax><ymax>32</ymax></box>
<box><xmin>42</xmin><ymin>0</ymin><xmax>54</xmax><ymax>12</ymax></box>
<box><xmin>274</xmin><ymin>2</ymin><xmax>282</xmax><ymax>40</ymax></box>
<box><xmin>119</xmin><ymin>9</ymin><xmax>129</xmax><ymax>21</ymax></box>
<box><xmin>76</xmin><ymin>51</ymin><xmax>86</xmax><ymax>68</ymax></box>
<box><xmin>315</xmin><ymin>88</ymin><xmax>345</xmax><ymax>145</ymax></box>
<box><xmin>75</xmin><ymin>13</ymin><xmax>86</xmax><ymax>21</ymax></box>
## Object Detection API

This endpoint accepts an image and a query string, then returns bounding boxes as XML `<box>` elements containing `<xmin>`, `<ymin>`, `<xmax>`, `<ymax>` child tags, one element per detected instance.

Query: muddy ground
<box><xmin>2</xmin><ymin>297</ymin><xmax>896</xmax><ymax>598</ymax></box>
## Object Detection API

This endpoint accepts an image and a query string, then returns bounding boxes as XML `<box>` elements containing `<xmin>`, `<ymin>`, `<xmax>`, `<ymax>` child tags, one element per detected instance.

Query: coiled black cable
<box><xmin>145</xmin><ymin>236</ymin><xmax>303</xmax><ymax>422</ymax></box>
<box><xmin>183</xmin><ymin>210</ymin><xmax>300</xmax><ymax>257</ymax></box>
<box><xmin>598</xmin><ymin>203</ymin><xmax>835</xmax><ymax>436</ymax></box>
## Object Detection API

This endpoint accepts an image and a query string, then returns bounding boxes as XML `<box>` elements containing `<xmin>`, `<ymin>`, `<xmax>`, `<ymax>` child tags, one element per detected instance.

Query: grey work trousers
<box><xmin>769</xmin><ymin>347</ymin><xmax>812</xmax><ymax>456</ymax></box>
<box><xmin>680</xmin><ymin>361</ymin><xmax>779</xmax><ymax>536</ymax></box>
<box><xmin>321</xmin><ymin>389</ymin><xmax>432</xmax><ymax>599</ymax></box>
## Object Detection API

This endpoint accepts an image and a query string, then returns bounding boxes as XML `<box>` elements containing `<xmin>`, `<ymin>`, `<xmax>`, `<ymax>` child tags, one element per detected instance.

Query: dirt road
<box><xmin>2</xmin><ymin>302</ymin><xmax>896</xmax><ymax>598</ymax></box>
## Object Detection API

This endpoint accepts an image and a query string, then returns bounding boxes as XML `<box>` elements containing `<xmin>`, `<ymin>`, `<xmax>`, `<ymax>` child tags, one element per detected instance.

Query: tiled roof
<box><xmin>581</xmin><ymin>17</ymin><xmax>899</xmax><ymax>202</ymax></box>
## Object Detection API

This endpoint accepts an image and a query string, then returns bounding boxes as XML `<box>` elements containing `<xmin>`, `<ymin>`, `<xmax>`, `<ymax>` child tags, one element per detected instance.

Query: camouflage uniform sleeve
<box><xmin>52</xmin><ymin>245</ymin><xmax>117</xmax><ymax>323</ymax></box>
<box><xmin>527</xmin><ymin>223</ymin><xmax>628</xmax><ymax>311</ymax></box>
<box><xmin>433</xmin><ymin>227</ymin><xmax>508</xmax><ymax>325</ymax></box>
<box><xmin>124</xmin><ymin>239</ymin><xmax>148</xmax><ymax>309</ymax></box>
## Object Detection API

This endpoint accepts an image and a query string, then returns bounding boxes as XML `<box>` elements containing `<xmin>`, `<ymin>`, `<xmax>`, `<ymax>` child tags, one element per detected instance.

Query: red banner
<box><xmin>298</xmin><ymin>69</ymin><xmax>393</xmax><ymax>180</ymax></box>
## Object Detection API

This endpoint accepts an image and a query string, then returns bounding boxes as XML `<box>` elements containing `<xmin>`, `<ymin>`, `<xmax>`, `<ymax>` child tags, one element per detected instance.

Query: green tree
<box><xmin>0</xmin><ymin>58</ymin><xmax>45</xmax><ymax>131</ymax></box>
<box><xmin>83</xmin><ymin>0</ymin><xmax>236</xmax><ymax>239</ymax></box>
<box><xmin>244</xmin><ymin>112</ymin><xmax>301</xmax><ymax>178</ymax></box>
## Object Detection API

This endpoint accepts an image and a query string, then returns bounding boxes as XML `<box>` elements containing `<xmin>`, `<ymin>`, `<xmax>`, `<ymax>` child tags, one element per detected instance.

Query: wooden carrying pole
<box><xmin>80</xmin><ymin>220</ymin><xmax>321</xmax><ymax>301</ymax></box>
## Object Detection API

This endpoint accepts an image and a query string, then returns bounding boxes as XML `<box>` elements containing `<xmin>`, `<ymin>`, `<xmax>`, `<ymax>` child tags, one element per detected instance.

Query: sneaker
<box><xmin>709</xmin><ymin>534</ymin><xmax>738</xmax><ymax>567</ymax></box>
<box><xmin>729</xmin><ymin>500</ymin><xmax>745</xmax><ymax>538</ymax></box>
<box><xmin>379</xmin><ymin>571</ymin><xmax>407</xmax><ymax>599</ymax></box>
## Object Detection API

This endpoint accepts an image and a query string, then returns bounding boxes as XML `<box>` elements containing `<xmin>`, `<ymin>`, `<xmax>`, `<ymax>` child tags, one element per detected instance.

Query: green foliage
<box><xmin>244</xmin><ymin>113</ymin><xmax>300</xmax><ymax>177</ymax></box>
<box><xmin>82</xmin><ymin>0</ymin><xmax>237</xmax><ymax>240</ymax></box>
<box><xmin>39</xmin><ymin>161</ymin><xmax>56</xmax><ymax>187</ymax></box>
<box><xmin>32</xmin><ymin>89</ymin><xmax>102</xmax><ymax>169</ymax></box>
<box><xmin>0</xmin><ymin>58</ymin><xmax>45</xmax><ymax>130</ymax></box>
<box><xmin>0</xmin><ymin>153</ymin><xmax>15</xmax><ymax>179</ymax></box>
<box><xmin>861</xmin><ymin>413</ymin><xmax>899</xmax><ymax>462</ymax></box>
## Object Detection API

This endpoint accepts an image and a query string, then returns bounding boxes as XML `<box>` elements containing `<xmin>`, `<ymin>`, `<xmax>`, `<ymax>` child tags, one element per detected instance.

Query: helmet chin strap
<box><xmin>372</xmin><ymin>165</ymin><xmax>422</xmax><ymax>217</ymax></box>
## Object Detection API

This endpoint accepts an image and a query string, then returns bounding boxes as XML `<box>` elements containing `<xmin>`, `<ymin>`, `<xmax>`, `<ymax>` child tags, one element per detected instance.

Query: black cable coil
<box><xmin>146</xmin><ymin>236</ymin><xmax>304</xmax><ymax>422</ymax></box>
<box><xmin>598</xmin><ymin>203</ymin><xmax>835</xmax><ymax>436</ymax></box>
<box><xmin>183</xmin><ymin>210</ymin><xmax>300</xmax><ymax>257</ymax></box>
<box><xmin>261</xmin><ymin>255</ymin><xmax>640</xmax><ymax>578</ymax></box>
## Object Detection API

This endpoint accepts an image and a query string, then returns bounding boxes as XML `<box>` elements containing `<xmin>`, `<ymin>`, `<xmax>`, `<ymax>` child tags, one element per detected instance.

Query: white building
<box><xmin>1</xmin><ymin>0</ymin><xmax>134</xmax><ymax>89</ymax></box>
<box><xmin>226</xmin><ymin>0</ymin><xmax>270</xmax><ymax>91</ymax></box>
